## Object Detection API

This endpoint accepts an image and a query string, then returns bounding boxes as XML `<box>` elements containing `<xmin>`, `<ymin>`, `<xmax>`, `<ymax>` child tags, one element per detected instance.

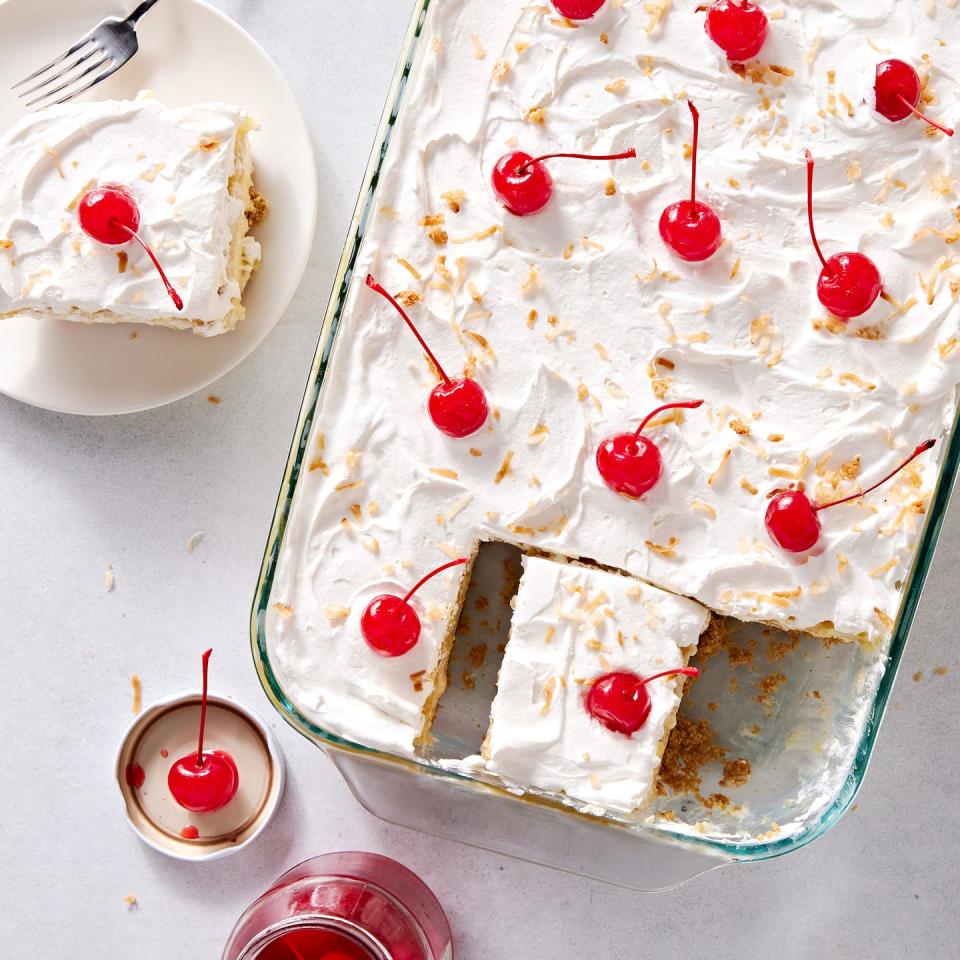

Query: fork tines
<box><xmin>12</xmin><ymin>31</ymin><xmax>118</xmax><ymax>110</ymax></box>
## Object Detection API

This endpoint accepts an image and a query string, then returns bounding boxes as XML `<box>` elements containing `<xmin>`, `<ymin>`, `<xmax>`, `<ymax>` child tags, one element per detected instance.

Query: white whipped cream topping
<box><xmin>0</xmin><ymin>96</ymin><xmax>257</xmax><ymax>334</ymax></box>
<box><xmin>267</xmin><ymin>0</ymin><xmax>960</xmax><ymax>754</ymax></box>
<box><xmin>481</xmin><ymin>555</ymin><xmax>708</xmax><ymax>815</ymax></box>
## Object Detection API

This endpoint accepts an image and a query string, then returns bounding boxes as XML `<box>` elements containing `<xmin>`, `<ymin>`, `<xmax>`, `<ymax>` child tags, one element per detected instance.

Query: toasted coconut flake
<box><xmin>869</xmin><ymin>557</ymin><xmax>898</xmax><ymax>578</ymax></box>
<box><xmin>521</xmin><ymin>264</ymin><xmax>543</xmax><ymax>296</ymax></box>
<box><xmin>429</xmin><ymin>468</ymin><xmax>459</xmax><ymax>480</ymax></box>
<box><xmin>643</xmin><ymin>0</ymin><xmax>672</xmax><ymax>33</ymax></box>
<box><xmin>324</xmin><ymin>605</ymin><xmax>350</xmax><ymax>623</ymax></box>
<box><xmin>645</xmin><ymin>537</ymin><xmax>679</xmax><ymax>558</ymax></box>
<box><xmin>605</xmin><ymin>78</ymin><xmax>628</xmax><ymax>94</ymax></box>
<box><xmin>593</xmin><ymin>342</ymin><xmax>610</xmax><ymax>361</ymax></box>
<box><xmin>691</xmin><ymin>499</ymin><xmax>717</xmax><ymax>518</ymax></box>
<box><xmin>525</xmin><ymin>106</ymin><xmax>546</xmax><ymax>124</ymax></box>
<box><xmin>837</xmin><ymin>372</ymin><xmax>877</xmax><ymax>391</ymax></box>
<box><xmin>874</xmin><ymin>606</ymin><xmax>894</xmax><ymax>629</ymax></box>
<box><xmin>273</xmin><ymin>602</ymin><xmax>294</xmax><ymax>619</ymax></box>
<box><xmin>527</xmin><ymin>424</ymin><xmax>550</xmax><ymax>445</ymax></box>
<box><xmin>740</xmin><ymin>477</ymin><xmax>758</xmax><ymax>495</ymax></box>
<box><xmin>495</xmin><ymin>451</ymin><xmax>515</xmax><ymax>484</ymax></box>
<box><xmin>470</xmin><ymin>34</ymin><xmax>487</xmax><ymax>58</ymax></box>
<box><xmin>105</xmin><ymin>562</ymin><xmax>115</xmax><ymax>592</ymax></box>
<box><xmin>708</xmin><ymin>449</ymin><xmax>732</xmax><ymax>486</ymax></box>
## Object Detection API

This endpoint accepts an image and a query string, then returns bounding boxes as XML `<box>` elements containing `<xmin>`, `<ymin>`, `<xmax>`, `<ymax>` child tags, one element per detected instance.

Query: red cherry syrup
<box><xmin>586</xmin><ymin>668</ymin><xmax>700</xmax><ymax>736</ymax></box>
<box><xmin>361</xmin><ymin>558</ymin><xmax>467</xmax><ymax>657</ymax></box>
<box><xmin>659</xmin><ymin>101</ymin><xmax>721</xmax><ymax>262</ymax></box>
<box><xmin>167</xmin><ymin>648</ymin><xmax>239</xmax><ymax>814</ymax></box>
<box><xmin>491</xmin><ymin>148</ymin><xmax>637</xmax><ymax>216</ymax></box>
<box><xmin>596</xmin><ymin>399</ymin><xmax>704</xmax><ymax>499</ymax></box>
<box><xmin>77</xmin><ymin>184</ymin><xmax>183</xmax><ymax>310</ymax></box>
<box><xmin>804</xmin><ymin>150</ymin><xmax>881</xmax><ymax>320</ymax></box>
<box><xmin>765</xmin><ymin>439</ymin><xmax>936</xmax><ymax>553</ymax></box>
<box><xmin>366</xmin><ymin>275</ymin><xmax>488</xmax><ymax>437</ymax></box>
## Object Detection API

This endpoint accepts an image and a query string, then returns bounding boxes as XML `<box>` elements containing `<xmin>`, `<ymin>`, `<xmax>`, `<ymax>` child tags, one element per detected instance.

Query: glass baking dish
<box><xmin>249</xmin><ymin>0</ymin><xmax>960</xmax><ymax>890</ymax></box>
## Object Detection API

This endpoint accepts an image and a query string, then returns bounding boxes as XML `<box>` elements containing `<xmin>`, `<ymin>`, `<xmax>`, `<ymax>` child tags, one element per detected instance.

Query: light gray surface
<box><xmin>0</xmin><ymin>2</ymin><xmax>957</xmax><ymax>957</ymax></box>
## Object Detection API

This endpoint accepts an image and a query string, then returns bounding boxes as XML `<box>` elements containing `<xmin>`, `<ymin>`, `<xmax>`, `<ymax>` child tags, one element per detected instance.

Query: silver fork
<box><xmin>12</xmin><ymin>0</ymin><xmax>162</xmax><ymax>109</ymax></box>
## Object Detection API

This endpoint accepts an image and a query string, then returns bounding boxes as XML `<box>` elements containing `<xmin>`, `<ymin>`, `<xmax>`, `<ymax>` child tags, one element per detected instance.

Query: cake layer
<box><xmin>482</xmin><ymin>555</ymin><xmax>709</xmax><ymax>816</ymax></box>
<box><xmin>267</xmin><ymin>0</ymin><xmax>960</xmax><ymax>754</ymax></box>
<box><xmin>0</xmin><ymin>96</ymin><xmax>262</xmax><ymax>335</ymax></box>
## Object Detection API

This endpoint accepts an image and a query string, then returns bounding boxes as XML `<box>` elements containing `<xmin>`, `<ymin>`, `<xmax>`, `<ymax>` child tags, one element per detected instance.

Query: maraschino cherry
<box><xmin>550</xmin><ymin>0</ymin><xmax>606</xmax><ymax>19</ymax></box>
<box><xmin>596</xmin><ymin>399</ymin><xmax>704</xmax><ymax>499</ymax></box>
<box><xmin>804</xmin><ymin>150</ymin><xmax>882</xmax><ymax>320</ymax></box>
<box><xmin>659</xmin><ymin>101</ymin><xmax>721</xmax><ymax>262</ymax></box>
<box><xmin>167</xmin><ymin>648</ymin><xmax>239</xmax><ymax>814</ymax></box>
<box><xmin>875</xmin><ymin>60</ymin><xmax>954</xmax><ymax>137</ymax></box>
<box><xmin>491</xmin><ymin>147</ymin><xmax>637</xmax><ymax>216</ymax></box>
<box><xmin>704</xmin><ymin>0</ymin><xmax>769</xmax><ymax>63</ymax></box>
<box><xmin>77</xmin><ymin>184</ymin><xmax>183</xmax><ymax>310</ymax></box>
<box><xmin>765</xmin><ymin>439</ymin><xmax>936</xmax><ymax>553</ymax></box>
<box><xmin>586</xmin><ymin>667</ymin><xmax>700</xmax><ymax>736</ymax></box>
<box><xmin>361</xmin><ymin>558</ymin><xmax>468</xmax><ymax>657</ymax></box>
<box><xmin>366</xmin><ymin>275</ymin><xmax>488</xmax><ymax>437</ymax></box>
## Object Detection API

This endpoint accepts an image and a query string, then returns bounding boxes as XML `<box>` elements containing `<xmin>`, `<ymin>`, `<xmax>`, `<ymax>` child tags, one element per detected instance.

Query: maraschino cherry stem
<box><xmin>632</xmin><ymin>666</ymin><xmax>699</xmax><ymax>689</ymax></box>
<box><xmin>633</xmin><ymin>399</ymin><xmax>704</xmax><ymax>439</ymax></box>
<box><xmin>195</xmin><ymin>647</ymin><xmax>213</xmax><ymax>768</ymax></box>
<box><xmin>688</xmin><ymin>102</ymin><xmax>700</xmax><ymax>206</ymax></box>
<box><xmin>117</xmin><ymin>223</ymin><xmax>183</xmax><ymax>311</ymax></box>
<box><xmin>804</xmin><ymin>150</ymin><xmax>835</xmax><ymax>277</ymax></box>
<box><xmin>895</xmin><ymin>94</ymin><xmax>954</xmax><ymax>137</ymax></box>
<box><xmin>516</xmin><ymin>148</ymin><xmax>637</xmax><ymax>175</ymax></box>
<box><xmin>814</xmin><ymin>439</ymin><xmax>936</xmax><ymax>512</ymax></box>
<box><xmin>366</xmin><ymin>274</ymin><xmax>451</xmax><ymax>385</ymax></box>
<box><xmin>402</xmin><ymin>557</ymin><xmax>467</xmax><ymax>604</ymax></box>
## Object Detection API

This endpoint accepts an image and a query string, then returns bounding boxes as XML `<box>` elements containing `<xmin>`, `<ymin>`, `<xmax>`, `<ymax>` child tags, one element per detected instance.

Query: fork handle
<box><xmin>126</xmin><ymin>0</ymin><xmax>162</xmax><ymax>25</ymax></box>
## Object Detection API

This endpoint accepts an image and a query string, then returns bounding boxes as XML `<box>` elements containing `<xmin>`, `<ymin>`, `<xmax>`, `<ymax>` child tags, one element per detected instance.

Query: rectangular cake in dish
<box><xmin>480</xmin><ymin>555</ymin><xmax>709</xmax><ymax>816</ymax></box>
<box><xmin>264</xmin><ymin>0</ymin><xmax>960</xmax><ymax>771</ymax></box>
<box><xmin>0</xmin><ymin>95</ymin><xmax>265</xmax><ymax>336</ymax></box>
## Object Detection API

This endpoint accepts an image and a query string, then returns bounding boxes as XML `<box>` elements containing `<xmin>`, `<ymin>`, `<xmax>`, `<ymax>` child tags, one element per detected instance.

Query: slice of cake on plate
<box><xmin>0</xmin><ymin>95</ymin><xmax>265</xmax><ymax>336</ymax></box>
<box><xmin>481</xmin><ymin>555</ymin><xmax>710</xmax><ymax>816</ymax></box>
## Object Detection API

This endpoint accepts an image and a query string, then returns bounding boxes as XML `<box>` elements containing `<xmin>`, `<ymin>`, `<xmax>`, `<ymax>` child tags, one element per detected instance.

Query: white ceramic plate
<box><xmin>0</xmin><ymin>0</ymin><xmax>317</xmax><ymax>414</ymax></box>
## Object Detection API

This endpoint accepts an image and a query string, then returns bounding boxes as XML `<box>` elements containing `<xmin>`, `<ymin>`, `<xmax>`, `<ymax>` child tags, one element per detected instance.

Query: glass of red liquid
<box><xmin>221</xmin><ymin>852</ymin><xmax>453</xmax><ymax>960</ymax></box>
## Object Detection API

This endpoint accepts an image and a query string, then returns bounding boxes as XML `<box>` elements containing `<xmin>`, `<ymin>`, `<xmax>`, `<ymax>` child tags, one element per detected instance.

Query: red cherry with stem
<box><xmin>361</xmin><ymin>558</ymin><xmax>468</xmax><ymax>657</ymax></box>
<box><xmin>659</xmin><ymin>101</ymin><xmax>722</xmax><ymax>262</ymax></box>
<box><xmin>875</xmin><ymin>60</ymin><xmax>954</xmax><ymax>136</ymax></box>
<box><xmin>765</xmin><ymin>439</ymin><xmax>936</xmax><ymax>553</ymax></box>
<box><xmin>704</xmin><ymin>0</ymin><xmax>769</xmax><ymax>63</ymax></box>
<box><xmin>492</xmin><ymin>147</ymin><xmax>637</xmax><ymax>216</ymax></box>
<box><xmin>167</xmin><ymin>649</ymin><xmax>240</xmax><ymax>813</ymax></box>
<box><xmin>596</xmin><ymin>399</ymin><xmax>704</xmax><ymax>499</ymax></box>
<box><xmin>586</xmin><ymin>667</ymin><xmax>700</xmax><ymax>736</ymax></box>
<box><xmin>366</xmin><ymin>275</ymin><xmax>488</xmax><ymax>437</ymax></box>
<box><xmin>804</xmin><ymin>150</ymin><xmax>882</xmax><ymax>320</ymax></box>
<box><xmin>550</xmin><ymin>0</ymin><xmax>606</xmax><ymax>21</ymax></box>
<box><xmin>77</xmin><ymin>184</ymin><xmax>183</xmax><ymax>310</ymax></box>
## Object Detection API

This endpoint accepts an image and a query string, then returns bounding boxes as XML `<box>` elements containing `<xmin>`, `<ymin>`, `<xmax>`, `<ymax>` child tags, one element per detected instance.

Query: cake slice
<box><xmin>0</xmin><ymin>95</ymin><xmax>265</xmax><ymax>336</ymax></box>
<box><xmin>482</xmin><ymin>555</ymin><xmax>710</xmax><ymax>816</ymax></box>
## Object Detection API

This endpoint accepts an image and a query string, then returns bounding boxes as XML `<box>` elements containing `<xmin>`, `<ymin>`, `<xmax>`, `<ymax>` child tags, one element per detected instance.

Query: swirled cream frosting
<box><xmin>0</xmin><ymin>96</ymin><xmax>261</xmax><ymax>335</ymax></box>
<box><xmin>267</xmin><ymin>0</ymin><xmax>960</xmax><ymax>756</ymax></box>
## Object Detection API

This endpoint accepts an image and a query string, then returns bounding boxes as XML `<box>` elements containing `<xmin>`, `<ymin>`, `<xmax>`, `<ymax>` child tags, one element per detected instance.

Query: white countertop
<box><xmin>0</xmin><ymin>2</ymin><xmax>956</xmax><ymax>957</ymax></box>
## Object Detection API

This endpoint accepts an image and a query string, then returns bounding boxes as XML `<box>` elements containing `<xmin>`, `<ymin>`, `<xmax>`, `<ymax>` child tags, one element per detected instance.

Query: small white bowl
<box><xmin>115</xmin><ymin>691</ymin><xmax>284</xmax><ymax>862</ymax></box>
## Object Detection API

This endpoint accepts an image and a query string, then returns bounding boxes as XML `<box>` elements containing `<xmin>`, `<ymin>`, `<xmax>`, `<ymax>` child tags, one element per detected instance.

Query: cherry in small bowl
<box><xmin>875</xmin><ymin>59</ymin><xmax>954</xmax><ymax>136</ymax></box>
<box><xmin>704</xmin><ymin>0</ymin><xmax>769</xmax><ymax>63</ymax></box>
<box><xmin>659</xmin><ymin>101</ymin><xmax>721</xmax><ymax>262</ymax></box>
<box><xmin>361</xmin><ymin>558</ymin><xmax>468</xmax><ymax>657</ymax></box>
<box><xmin>167</xmin><ymin>649</ymin><xmax>240</xmax><ymax>815</ymax></box>
<box><xmin>491</xmin><ymin>148</ymin><xmax>637</xmax><ymax>216</ymax></box>
<box><xmin>586</xmin><ymin>668</ymin><xmax>700</xmax><ymax>736</ymax></box>
<box><xmin>765</xmin><ymin>439</ymin><xmax>936</xmax><ymax>553</ymax></box>
<box><xmin>804</xmin><ymin>150</ymin><xmax>882</xmax><ymax>320</ymax></box>
<box><xmin>596</xmin><ymin>400</ymin><xmax>704</xmax><ymax>499</ymax></box>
